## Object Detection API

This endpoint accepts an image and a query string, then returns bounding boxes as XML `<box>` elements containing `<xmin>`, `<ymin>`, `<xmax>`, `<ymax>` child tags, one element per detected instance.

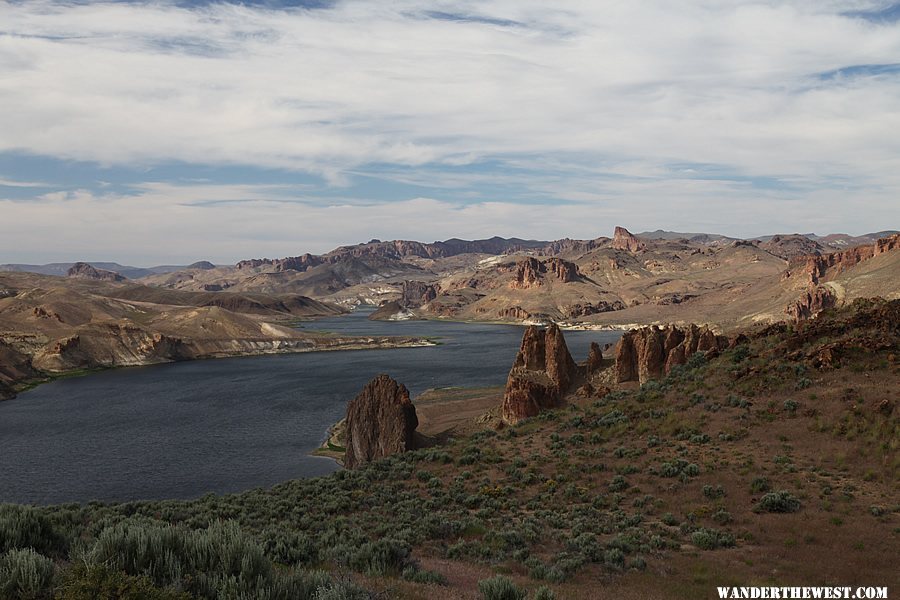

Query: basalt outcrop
<box><xmin>785</xmin><ymin>285</ymin><xmax>837</xmax><ymax>321</ymax></box>
<box><xmin>615</xmin><ymin>324</ymin><xmax>728</xmax><ymax>384</ymax></box>
<box><xmin>612</xmin><ymin>227</ymin><xmax>646</xmax><ymax>253</ymax></box>
<box><xmin>67</xmin><ymin>262</ymin><xmax>126</xmax><ymax>282</ymax></box>
<box><xmin>510</xmin><ymin>257</ymin><xmax>580</xmax><ymax>289</ymax></box>
<box><xmin>344</xmin><ymin>374</ymin><xmax>419</xmax><ymax>469</ymax></box>
<box><xmin>501</xmin><ymin>324</ymin><xmax>578</xmax><ymax>424</ymax></box>
<box><xmin>400</xmin><ymin>281</ymin><xmax>438</xmax><ymax>308</ymax></box>
<box><xmin>783</xmin><ymin>233</ymin><xmax>900</xmax><ymax>286</ymax></box>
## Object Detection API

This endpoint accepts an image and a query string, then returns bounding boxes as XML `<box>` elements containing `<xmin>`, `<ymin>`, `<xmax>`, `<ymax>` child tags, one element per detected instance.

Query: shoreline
<box><xmin>3</xmin><ymin>336</ymin><xmax>436</xmax><ymax>402</ymax></box>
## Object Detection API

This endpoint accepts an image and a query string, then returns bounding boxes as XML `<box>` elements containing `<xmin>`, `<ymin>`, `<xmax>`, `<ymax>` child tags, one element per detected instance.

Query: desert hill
<box><xmin>0</xmin><ymin>271</ymin><xmax>424</xmax><ymax>399</ymax></box>
<box><xmin>133</xmin><ymin>228</ymin><xmax>899</xmax><ymax>330</ymax></box>
<box><xmin>6</xmin><ymin>299</ymin><xmax>897</xmax><ymax>598</ymax></box>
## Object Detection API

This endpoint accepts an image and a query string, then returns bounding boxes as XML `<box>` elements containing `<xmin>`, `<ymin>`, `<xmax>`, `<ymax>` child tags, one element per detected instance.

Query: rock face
<box><xmin>783</xmin><ymin>232</ymin><xmax>900</xmax><ymax>286</ymax></box>
<box><xmin>586</xmin><ymin>342</ymin><xmax>604</xmax><ymax>375</ymax></box>
<box><xmin>510</xmin><ymin>257</ymin><xmax>580</xmax><ymax>289</ymax></box>
<box><xmin>612</xmin><ymin>226</ymin><xmax>646</xmax><ymax>253</ymax></box>
<box><xmin>785</xmin><ymin>285</ymin><xmax>837</xmax><ymax>321</ymax></box>
<box><xmin>344</xmin><ymin>374</ymin><xmax>419</xmax><ymax>469</ymax></box>
<box><xmin>614</xmin><ymin>324</ymin><xmax>728</xmax><ymax>384</ymax></box>
<box><xmin>67</xmin><ymin>262</ymin><xmax>125</xmax><ymax>282</ymax></box>
<box><xmin>399</xmin><ymin>281</ymin><xmax>438</xmax><ymax>308</ymax></box>
<box><xmin>501</xmin><ymin>324</ymin><xmax>577</xmax><ymax>424</ymax></box>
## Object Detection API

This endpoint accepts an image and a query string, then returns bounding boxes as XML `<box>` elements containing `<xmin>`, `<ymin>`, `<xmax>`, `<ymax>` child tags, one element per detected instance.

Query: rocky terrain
<box><xmin>0</xmin><ymin>271</ymin><xmax>427</xmax><ymax>399</ymax></box>
<box><xmin>7</xmin><ymin>298</ymin><xmax>897</xmax><ymax>599</ymax></box>
<box><xmin>125</xmin><ymin>228</ymin><xmax>899</xmax><ymax>331</ymax></box>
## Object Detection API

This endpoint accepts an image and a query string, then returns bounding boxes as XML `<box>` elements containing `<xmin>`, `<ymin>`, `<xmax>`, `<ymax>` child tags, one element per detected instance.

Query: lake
<box><xmin>0</xmin><ymin>311</ymin><xmax>622</xmax><ymax>505</ymax></box>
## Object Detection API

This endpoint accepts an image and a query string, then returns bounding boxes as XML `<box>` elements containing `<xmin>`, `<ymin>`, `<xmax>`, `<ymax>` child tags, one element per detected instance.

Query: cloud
<box><xmin>2</xmin><ymin>179</ymin><xmax>897</xmax><ymax>265</ymax></box>
<box><xmin>0</xmin><ymin>1</ymin><xmax>898</xmax><ymax>262</ymax></box>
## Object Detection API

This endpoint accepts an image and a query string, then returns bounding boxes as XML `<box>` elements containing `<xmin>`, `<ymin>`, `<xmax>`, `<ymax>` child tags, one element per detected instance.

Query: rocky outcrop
<box><xmin>497</xmin><ymin>306</ymin><xmax>532</xmax><ymax>321</ymax></box>
<box><xmin>501</xmin><ymin>324</ymin><xmax>577</xmax><ymax>424</ymax></box>
<box><xmin>0</xmin><ymin>341</ymin><xmax>38</xmax><ymax>400</ymax></box>
<box><xmin>615</xmin><ymin>324</ymin><xmax>728</xmax><ymax>384</ymax></box>
<box><xmin>586</xmin><ymin>342</ymin><xmax>604</xmax><ymax>376</ymax></box>
<box><xmin>187</xmin><ymin>261</ymin><xmax>217</xmax><ymax>270</ymax></box>
<box><xmin>368</xmin><ymin>301</ymin><xmax>416</xmax><ymax>321</ymax></box>
<box><xmin>67</xmin><ymin>262</ymin><xmax>125</xmax><ymax>282</ymax></box>
<box><xmin>344</xmin><ymin>374</ymin><xmax>418</xmax><ymax>468</ymax></box>
<box><xmin>564</xmin><ymin>300</ymin><xmax>626</xmax><ymax>318</ymax></box>
<box><xmin>786</xmin><ymin>285</ymin><xmax>837</xmax><ymax>321</ymax></box>
<box><xmin>400</xmin><ymin>281</ymin><xmax>438</xmax><ymax>308</ymax></box>
<box><xmin>783</xmin><ymin>233</ymin><xmax>900</xmax><ymax>286</ymax></box>
<box><xmin>612</xmin><ymin>227</ymin><xmax>646</xmax><ymax>253</ymax></box>
<box><xmin>759</xmin><ymin>234</ymin><xmax>824</xmax><ymax>260</ymax></box>
<box><xmin>510</xmin><ymin>257</ymin><xmax>580</xmax><ymax>289</ymax></box>
<box><xmin>236</xmin><ymin>253</ymin><xmax>324</xmax><ymax>272</ymax></box>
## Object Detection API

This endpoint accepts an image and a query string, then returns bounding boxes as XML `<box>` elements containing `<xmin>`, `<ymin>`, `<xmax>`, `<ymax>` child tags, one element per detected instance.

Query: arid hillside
<box><xmin>0</xmin><ymin>271</ymin><xmax>425</xmax><ymax>400</ymax></box>
<box><xmin>131</xmin><ymin>229</ymin><xmax>900</xmax><ymax>330</ymax></box>
<box><xmin>5</xmin><ymin>299</ymin><xmax>897</xmax><ymax>599</ymax></box>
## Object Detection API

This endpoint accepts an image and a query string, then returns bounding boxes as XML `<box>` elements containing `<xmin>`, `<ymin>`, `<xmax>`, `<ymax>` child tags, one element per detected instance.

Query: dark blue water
<box><xmin>0</xmin><ymin>311</ymin><xmax>620</xmax><ymax>505</ymax></box>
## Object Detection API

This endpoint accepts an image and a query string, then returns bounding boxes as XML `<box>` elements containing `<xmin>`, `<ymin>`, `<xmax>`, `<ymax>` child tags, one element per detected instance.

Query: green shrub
<box><xmin>691</xmin><ymin>528</ymin><xmax>735</xmax><ymax>550</ymax></box>
<box><xmin>750</xmin><ymin>477</ymin><xmax>771</xmax><ymax>493</ymax></box>
<box><xmin>478</xmin><ymin>575</ymin><xmax>526</xmax><ymax>600</ymax></box>
<box><xmin>0</xmin><ymin>505</ymin><xmax>70</xmax><ymax>557</ymax></box>
<box><xmin>756</xmin><ymin>491</ymin><xmax>801</xmax><ymax>513</ymax></box>
<box><xmin>313</xmin><ymin>578</ymin><xmax>371</xmax><ymax>600</ymax></box>
<box><xmin>54</xmin><ymin>562</ymin><xmax>190</xmax><ymax>600</ymax></box>
<box><xmin>0</xmin><ymin>548</ymin><xmax>56</xmax><ymax>600</ymax></box>
<box><xmin>533</xmin><ymin>586</ymin><xmax>556</xmax><ymax>600</ymax></box>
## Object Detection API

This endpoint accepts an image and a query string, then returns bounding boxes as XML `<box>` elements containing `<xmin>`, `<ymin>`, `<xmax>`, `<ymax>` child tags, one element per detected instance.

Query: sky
<box><xmin>1</xmin><ymin>0</ymin><xmax>899</xmax><ymax>265</ymax></box>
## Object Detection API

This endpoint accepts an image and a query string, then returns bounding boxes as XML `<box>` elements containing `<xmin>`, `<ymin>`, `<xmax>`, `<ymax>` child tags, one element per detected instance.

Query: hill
<box><xmin>3</xmin><ymin>299</ymin><xmax>897</xmax><ymax>598</ymax></box>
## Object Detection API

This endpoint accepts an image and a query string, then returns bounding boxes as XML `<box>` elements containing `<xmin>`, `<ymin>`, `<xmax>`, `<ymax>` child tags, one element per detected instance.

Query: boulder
<box><xmin>344</xmin><ymin>374</ymin><xmax>418</xmax><ymax>469</ymax></box>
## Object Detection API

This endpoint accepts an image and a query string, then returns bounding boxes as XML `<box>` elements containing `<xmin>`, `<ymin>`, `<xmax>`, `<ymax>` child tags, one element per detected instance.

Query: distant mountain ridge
<box><xmin>0</xmin><ymin>260</ymin><xmax>216</xmax><ymax>279</ymax></box>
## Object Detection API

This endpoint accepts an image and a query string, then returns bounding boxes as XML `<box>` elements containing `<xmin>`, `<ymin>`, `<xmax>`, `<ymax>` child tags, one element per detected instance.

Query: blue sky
<box><xmin>1</xmin><ymin>1</ymin><xmax>900</xmax><ymax>265</ymax></box>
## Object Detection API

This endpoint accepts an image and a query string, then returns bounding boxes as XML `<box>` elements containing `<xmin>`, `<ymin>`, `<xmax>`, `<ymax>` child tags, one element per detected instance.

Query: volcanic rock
<box><xmin>586</xmin><ymin>342</ymin><xmax>604</xmax><ymax>375</ymax></box>
<box><xmin>612</xmin><ymin>226</ymin><xmax>646</xmax><ymax>253</ymax></box>
<box><xmin>501</xmin><ymin>324</ymin><xmax>578</xmax><ymax>424</ymax></box>
<box><xmin>510</xmin><ymin>257</ymin><xmax>580</xmax><ymax>289</ymax></box>
<box><xmin>400</xmin><ymin>281</ymin><xmax>438</xmax><ymax>308</ymax></box>
<box><xmin>344</xmin><ymin>374</ymin><xmax>418</xmax><ymax>469</ymax></box>
<box><xmin>67</xmin><ymin>262</ymin><xmax>125</xmax><ymax>282</ymax></box>
<box><xmin>786</xmin><ymin>285</ymin><xmax>837</xmax><ymax>321</ymax></box>
<box><xmin>615</xmin><ymin>324</ymin><xmax>728</xmax><ymax>384</ymax></box>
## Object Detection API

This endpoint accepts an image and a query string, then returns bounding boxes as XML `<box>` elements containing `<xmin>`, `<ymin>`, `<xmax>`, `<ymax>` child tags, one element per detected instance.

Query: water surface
<box><xmin>0</xmin><ymin>311</ymin><xmax>621</xmax><ymax>504</ymax></box>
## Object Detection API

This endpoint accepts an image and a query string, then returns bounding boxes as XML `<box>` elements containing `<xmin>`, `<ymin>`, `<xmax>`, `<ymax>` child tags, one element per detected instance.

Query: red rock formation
<box><xmin>67</xmin><ymin>262</ymin><xmax>125</xmax><ymax>282</ymax></box>
<box><xmin>785</xmin><ymin>285</ymin><xmax>837</xmax><ymax>321</ymax></box>
<box><xmin>612</xmin><ymin>227</ymin><xmax>646</xmax><ymax>253</ymax></box>
<box><xmin>586</xmin><ymin>342</ymin><xmax>604</xmax><ymax>375</ymax></box>
<box><xmin>501</xmin><ymin>324</ymin><xmax>578</xmax><ymax>424</ymax></box>
<box><xmin>510</xmin><ymin>257</ymin><xmax>580</xmax><ymax>289</ymax></box>
<box><xmin>782</xmin><ymin>233</ymin><xmax>900</xmax><ymax>286</ymax></box>
<box><xmin>512</xmin><ymin>257</ymin><xmax>544</xmax><ymax>289</ymax></box>
<box><xmin>344</xmin><ymin>374</ymin><xmax>418</xmax><ymax>468</ymax></box>
<box><xmin>498</xmin><ymin>306</ymin><xmax>532</xmax><ymax>321</ymax></box>
<box><xmin>615</xmin><ymin>324</ymin><xmax>728</xmax><ymax>384</ymax></box>
<box><xmin>544</xmin><ymin>258</ymin><xmax>579</xmax><ymax>283</ymax></box>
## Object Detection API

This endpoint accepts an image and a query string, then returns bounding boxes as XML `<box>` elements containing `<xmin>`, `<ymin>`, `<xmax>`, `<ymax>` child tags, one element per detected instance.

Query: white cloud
<box><xmin>0</xmin><ymin>1</ymin><xmax>898</xmax><ymax>262</ymax></box>
<box><xmin>1</xmin><ymin>179</ymin><xmax>897</xmax><ymax>265</ymax></box>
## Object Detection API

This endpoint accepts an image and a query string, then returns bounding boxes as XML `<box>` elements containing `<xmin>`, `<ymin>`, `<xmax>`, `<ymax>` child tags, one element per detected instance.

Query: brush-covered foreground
<box><xmin>2</xmin><ymin>300</ymin><xmax>898</xmax><ymax>599</ymax></box>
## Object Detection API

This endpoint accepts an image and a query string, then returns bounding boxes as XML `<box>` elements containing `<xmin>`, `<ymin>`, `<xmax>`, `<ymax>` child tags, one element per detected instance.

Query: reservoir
<box><xmin>0</xmin><ymin>311</ymin><xmax>621</xmax><ymax>505</ymax></box>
